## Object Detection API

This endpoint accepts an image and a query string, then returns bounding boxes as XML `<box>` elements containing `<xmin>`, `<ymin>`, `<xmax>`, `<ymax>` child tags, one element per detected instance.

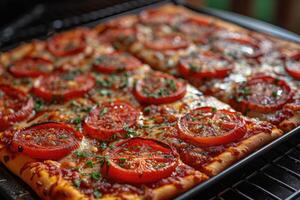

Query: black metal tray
<box><xmin>0</xmin><ymin>0</ymin><xmax>300</xmax><ymax>199</ymax></box>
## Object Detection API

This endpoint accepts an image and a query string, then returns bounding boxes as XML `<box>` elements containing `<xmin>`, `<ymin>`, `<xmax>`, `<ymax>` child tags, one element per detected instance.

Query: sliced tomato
<box><xmin>32</xmin><ymin>72</ymin><xmax>95</xmax><ymax>102</ymax></box>
<box><xmin>83</xmin><ymin>101</ymin><xmax>139</xmax><ymax>141</ymax></box>
<box><xmin>9</xmin><ymin>57</ymin><xmax>54</xmax><ymax>78</ymax></box>
<box><xmin>93</xmin><ymin>52</ymin><xmax>142</xmax><ymax>74</ymax></box>
<box><xmin>133</xmin><ymin>72</ymin><xmax>187</xmax><ymax>104</ymax></box>
<box><xmin>235</xmin><ymin>76</ymin><xmax>294</xmax><ymax>113</ymax></box>
<box><xmin>284</xmin><ymin>52</ymin><xmax>300</xmax><ymax>79</ymax></box>
<box><xmin>11</xmin><ymin>122</ymin><xmax>82</xmax><ymax>160</ymax></box>
<box><xmin>144</xmin><ymin>34</ymin><xmax>189</xmax><ymax>51</ymax></box>
<box><xmin>98</xmin><ymin>28</ymin><xmax>136</xmax><ymax>45</ymax></box>
<box><xmin>177</xmin><ymin>107</ymin><xmax>246</xmax><ymax>147</ymax></box>
<box><xmin>101</xmin><ymin>137</ymin><xmax>178</xmax><ymax>184</ymax></box>
<box><xmin>213</xmin><ymin>35</ymin><xmax>261</xmax><ymax>59</ymax></box>
<box><xmin>177</xmin><ymin>17</ymin><xmax>215</xmax><ymax>44</ymax></box>
<box><xmin>106</xmin><ymin>15</ymin><xmax>138</xmax><ymax>29</ymax></box>
<box><xmin>0</xmin><ymin>85</ymin><xmax>34</xmax><ymax>131</ymax></box>
<box><xmin>47</xmin><ymin>28</ymin><xmax>88</xmax><ymax>57</ymax></box>
<box><xmin>178</xmin><ymin>51</ymin><xmax>233</xmax><ymax>79</ymax></box>
<box><xmin>139</xmin><ymin>9</ymin><xmax>180</xmax><ymax>25</ymax></box>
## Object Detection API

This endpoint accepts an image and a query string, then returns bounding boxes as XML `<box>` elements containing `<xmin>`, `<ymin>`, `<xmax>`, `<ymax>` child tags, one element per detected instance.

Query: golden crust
<box><xmin>0</xmin><ymin>148</ymin><xmax>88</xmax><ymax>200</ymax></box>
<box><xmin>203</xmin><ymin>128</ymin><xmax>282</xmax><ymax>176</ymax></box>
<box><xmin>278</xmin><ymin>113</ymin><xmax>300</xmax><ymax>132</ymax></box>
<box><xmin>0</xmin><ymin>3</ymin><xmax>297</xmax><ymax>200</ymax></box>
<box><xmin>151</xmin><ymin>172</ymin><xmax>207</xmax><ymax>200</ymax></box>
<box><xmin>0</xmin><ymin>147</ymin><xmax>207</xmax><ymax>200</ymax></box>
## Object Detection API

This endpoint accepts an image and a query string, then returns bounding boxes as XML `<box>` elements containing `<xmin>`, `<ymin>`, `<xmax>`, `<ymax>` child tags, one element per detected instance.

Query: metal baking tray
<box><xmin>0</xmin><ymin>0</ymin><xmax>299</xmax><ymax>199</ymax></box>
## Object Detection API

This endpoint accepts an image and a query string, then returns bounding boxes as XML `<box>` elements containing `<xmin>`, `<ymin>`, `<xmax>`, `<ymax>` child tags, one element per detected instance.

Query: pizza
<box><xmin>0</xmin><ymin>3</ymin><xmax>298</xmax><ymax>200</ymax></box>
<box><xmin>125</xmin><ymin>5</ymin><xmax>300</xmax><ymax>132</ymax></box>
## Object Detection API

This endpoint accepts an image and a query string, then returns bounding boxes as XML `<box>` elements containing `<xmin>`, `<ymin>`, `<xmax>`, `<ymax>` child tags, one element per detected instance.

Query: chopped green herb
<box><xmin>73</xmin><ymin>179</ymin><xmax>81</xmax><ymax>188</ymax></box>
<box><xmin>90</xmin><ymin>172</ymin><xmax>101</xmax><ymax>180</ymax></box>
<box><xmin>96</xmin><ymin>79</ymin><xmax>112</xmax><ymax>88</ymax></box>
<box><xmin>212</xmin><ymin>107</ymin><xmax>217</xmax><ymax>113</ymax></box>
<box><xmin>98</xmin><ymin>89</ymin><xmax>112</xmax><ymax>96</ymax></box>
<box><xmin>143</xmin><ymin>106</ymin><xmax>151</xmax><ymax>114</ymax></box>
<box><xmin>72</xmin><ymin>117</ymin><xmax>82</xmax><ymax>125</ymax></box>
<box><xmin>226</xmin><ymin>51</ymin><xmax>238</xmax><ymax>58</ymax></box>
<box><xmin>240</xmin><ymin>87</ymin><xmax>251</xmax><ymax>96</ymax></box>
<box><xmin>197</xmin><ymin>124</ymin><xmax>204</xmax><ymax>129</ymax></box>
<box><xmin>58</xmin><ymin>134</ymin><xmax>68</xmax><ymax>139</ymax></box>
<box><xmin>99</xmin><ymin>107</ymin><xmax>108</xmax><ymax>117</ymax></box>
<box><xmin>119</xmin><ymin>158</ymin><xmax>126</xmax><ymax>162</ymax></box>
<box><xmin>156</xmin><ymin>163</ymin><xmax>166</xmax><ymax>169</ymax></box>
<box><xmin>274</xmin><ymin>78</ymin><xmax>280</xmax><ymax>84</ymax></box>
<box><xmin>62</xmin><ymin>70</ymin><xmax>80</xmax><ymax>81</ymax></box>
<box><xmin>96</xmin><ymin>155</ymin><xmax>107</xmax><ymax>167</ymax></box>
<box><xmin>72</xmin><ymin>166</ymin><xmax>80</xmax><ymax>171</ymax></box>
<box><xmin>70</xmin><ymin>100</ymin><xmax>81</xmax><ymax>107</ymax></box>
<box><xmin>94</xmin><ymin>56</ymin><xmax>105</xmax><ymax>64</ymax></box>
<box><xmin>124</xmin><ymin>126</ymin><xmax>137</xmax><ymax>138</ymax></box>
<box><xmin>93</xmin><ymin>189</ymin><xmax>102</xmax><ymax>198</ymax></box>
<box><xmin>106</xmin><ymin>159</ymin><xmax>111</xmax><ymax>166</ymax></box>
<box><xmin>80</xmin><ymin>106</ymin><xmax>92</xmax><ymax>113</ymax></box>
<box><xmin>189</xmin><ymin>63</ymin><xmax>199</xmax><ymax>72</ymax></box>
<box><xmin>86</xmin><ymin>160</ymin><xmax>94</xmax><ymax>168</ymax></box>
<box><xmin>165</xmin><ymin>79</ymin><xmax>177</xmax><ymax>91</ymax></box>
<box><xmin>74</xmin><ymin>151</ymin><xmax>89</xmax><ymax>158</ymax></box>
<box><xmin>34</xmin><ymin>99</ymin><xmax>44</xmax><ymax>111</ymax></box>
<box><xmin>111</xmin><ymin>134</ymin><xmax>118</xmax><ymax>140</ymax></box>
<box><xmin>99</xmin><ymin>142</ymin><xmax>107</xmax><ymax>150</ymax></box>
<box><xmin>272</xmin><ymin>91</ymin><xmax>278</xmax><ymax>98</ymax></box>
<box><xmin>113</xmin><ymin>42</ymin><xmax>122</xmax><ymax>49</ymax></box>
<box><xmin>12</xmin><ymin>80</ymin><xmax>18</xmax><ymax>86</ymax></box>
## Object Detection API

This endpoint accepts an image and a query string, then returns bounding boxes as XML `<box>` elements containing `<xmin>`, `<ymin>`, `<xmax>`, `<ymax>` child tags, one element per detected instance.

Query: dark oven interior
<box><xmin>0</xmin><ymin>0</ymin><xmax>300</xmax><ymax>200</ymax></box>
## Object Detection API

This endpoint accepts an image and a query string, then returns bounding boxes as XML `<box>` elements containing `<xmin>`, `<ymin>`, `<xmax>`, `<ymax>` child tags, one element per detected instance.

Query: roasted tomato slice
<box><xmin>284</xmin><ymin>52</ymin><xmax>300</xmax><ymax>79</ymax></box>
<box><xmin>98</xmin><ymin>28</ymin><xmax>136</xmax><ymax>45</ymax></box>
<box><xmin>144</xmin><ymin>34</ymin><xmax>189</xmax><ymax>51</ymax></box>
<box><xmin>32</xmin><ymin>72</ymin><xmax>95</xmax><ymax>102</ymax></box>
<box><xmin>178</xmin><ymin>107</ymin><xmax>246</xmax><ymax>147</ymax></box>
<box><xmin>235</xmin><ymin>76</ymin><xmax>293</xmax><ymax>113</ymax></box>
<box><xmin>134</xmin><ymin>72</ymin><xmax>187</xmax><ymax>104</ymax></box>
<box><xmin>93</xmin><ymin>52</ymin><xmax>142</xmax><ymax>74</ymax></box>
<box><xmin>177</xmin><ymin>17</ymin><xmax>215</xmax><ymax>44</ymax></box>
<box><xmin>213</xmin><ymin>35</ymin><xmax>261</xmax><ymax>59</ymax></box>
<box><xmin>11</xmin><ymin>122</ymin><xmax>82</xmax><ymax>160</ymax></box>
<box><xmin>139</xmin><ymin>9</ymin><xmax>180</xmax><ymax>25</ymax></box>
<box><xmin>9</xmin><ymin>57</ymin><xmax>54</xmax><ymax>78</ymax></box>
<box><xmin>101</xmin><ymin>137</ymin><xmax>178</xmax><ymax>184</ymax></box>
<box><xmin>178</xmin><ymin>51</ymin><xmax>233</xmax><ymax>79</ymax></box>
<box><xmin>105</xmin><ymin>15</ymin><xmax>138</xmax><ymax>29</ymax></box>
<box><xmin>83</xmin><ymin>101</ymin><xmax>139</xmax><ymax>141</ymax></box>
<box><xmin>0</xmin><ymin>85</ymin><xmax>34</xmax><ymax>131</ymax></box>
<box><xmin>47</xmin><ymin>29</ymin><xmax>87</xmax><ymax>57</ymax></box>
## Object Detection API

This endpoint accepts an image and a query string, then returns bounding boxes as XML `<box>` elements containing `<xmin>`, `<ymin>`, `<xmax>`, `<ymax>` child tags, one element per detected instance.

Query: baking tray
<box><xmin>0</xmin><ymin>0</ymin><xmax>300</xmax><ymax>199</ymax></box>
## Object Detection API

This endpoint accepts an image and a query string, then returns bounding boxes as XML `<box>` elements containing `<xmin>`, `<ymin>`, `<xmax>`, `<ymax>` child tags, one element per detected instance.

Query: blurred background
<box><xmin>0</xmin><ymin>0</ymin><xmax>299</xmax><ymax>47</ymax></box>
<box><xmin>0</xmin><ymin>0</ymin><xmax>299</xmax><ymax>33</ymax></box>
<box><xmin>188</xmin><ymin>0</ymin><xmax>300</xmax><ymax>34</ymax></box>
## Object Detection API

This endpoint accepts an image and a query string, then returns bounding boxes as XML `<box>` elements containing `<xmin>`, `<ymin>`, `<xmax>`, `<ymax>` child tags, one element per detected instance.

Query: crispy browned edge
<box><xmin>0</xmin><ymin>145</ymin><xmax>207</xmax><ymax>200</ymax></box>
<box><xmin>0</xmin><ymin>3</ymin><xmax>292</xmax><ymax>200</ymax></box>
<box><xmin>203</xmin><ymin>128</ymin><xmax>282</xmax><ymax>176</ymax></box>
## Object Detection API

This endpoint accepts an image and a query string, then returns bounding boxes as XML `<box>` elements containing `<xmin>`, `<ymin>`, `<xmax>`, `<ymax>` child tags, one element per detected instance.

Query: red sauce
<box><xmin>164</xmin><ymin>118</ymin><xmax>273</xmax><ymax>169</ymax></box>
<box><xmin>147</xmin><ymin>164</ymin><xmax>198</xmax><ymax>189</ymax></box>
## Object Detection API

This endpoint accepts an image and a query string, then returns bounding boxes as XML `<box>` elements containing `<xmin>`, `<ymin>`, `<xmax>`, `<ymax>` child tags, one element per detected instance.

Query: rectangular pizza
<box><xmin>0</xmin><ymin>3</ymin><xmax>298</xmax><ymax>200</ymax></box>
